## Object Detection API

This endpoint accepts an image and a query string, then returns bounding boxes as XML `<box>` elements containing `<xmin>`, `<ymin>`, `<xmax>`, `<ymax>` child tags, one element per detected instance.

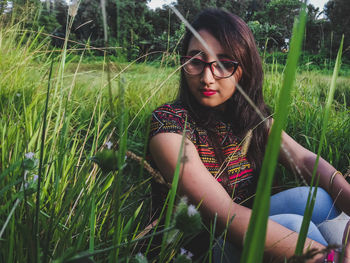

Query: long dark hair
<box><xmin>178</xmin><ymin>8</ymin><xmax>270</xmax><ymax>174</ymax></box>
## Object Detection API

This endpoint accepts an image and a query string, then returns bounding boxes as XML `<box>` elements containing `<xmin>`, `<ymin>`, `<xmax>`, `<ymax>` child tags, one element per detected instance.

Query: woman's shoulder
<box><xmin>150</xmin><ymin>101</ymin><xmax>196</xmax><ymax>140</ymax></box>
<box><xmin>151</xmin><ymin>101</ymin><xmax>195</xmax><ymax>125</ymax></box>
<box><xmin>152</xmin><ymin>102</ymin><xmax>189</xmax><ymax>118</ymax></box>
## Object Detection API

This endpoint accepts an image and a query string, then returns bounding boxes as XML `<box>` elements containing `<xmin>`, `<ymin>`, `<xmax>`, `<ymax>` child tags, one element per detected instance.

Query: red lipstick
<box><xmin>201</xmin><ymin>89</ymin><xmax>217</xmax><ymax>96</ymax></box>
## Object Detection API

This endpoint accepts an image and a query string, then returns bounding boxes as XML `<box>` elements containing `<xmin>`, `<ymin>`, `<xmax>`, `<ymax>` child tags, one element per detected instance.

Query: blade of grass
<box><xmin>89</xmin><ymin>195</ymin><xmax>96</xmax><ymax>258</ymax></box>
<box><xmin>160</xmin><ymin>118</ymin><xmax>188</xmax><ymax>259</ymax></box>
<box><xmin>34</xmin><ymin>58</ymin><xmax>54</xmax><ymax>263</ymax></box>
<box><xmin>240</xmin><ymin>4</ymin><xmax>307</xmax><ymax>263</ymax></box>
<box><xmin>294</xmin><ymin>34</ymin><xmax>344</xmax><ymax>255</ymax></box>
<box><xmin>208</xmin><ymin>213</ymin><xmax>217</xmax><ymax>263</ymax></box>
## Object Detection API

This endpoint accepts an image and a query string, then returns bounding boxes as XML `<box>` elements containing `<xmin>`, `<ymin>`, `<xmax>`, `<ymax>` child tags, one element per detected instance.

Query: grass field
<box><xmin>1</xmin><ymin>20</ymin><xmax>349</xmax><ymax>262</ymax></box>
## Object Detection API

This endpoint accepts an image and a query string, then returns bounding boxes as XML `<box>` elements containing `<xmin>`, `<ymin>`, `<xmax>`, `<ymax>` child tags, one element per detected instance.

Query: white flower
<box><xmin>32</xmin><ymin>174</ymin><xmax>38</xmax><ymax>182</ymax></box>
<box><xmin>180</xmin><ymin>196</ymin><xmax>188</xmax><ymax>204</ymax></box>
<box><xmin>105</xmin><ymin>141</ymin><xmax>113</xmax><ymax>149</ymax></box>
<box><xmin>180</xmin><ymin>248</ymin><xmax>193</xmax><ymax>259</ymax></box>
<box><xmin>187</xmin><ymin>205</ymin><xmax>198</xmax><ymax>217</ymax></box>
<box><xmin>186</xmin><ymin>251</ymin><xmax>193</xmax><ymax>259</ymax></box>
<box><xmin>16</xmin><ymin>93</ymin><xmax>21</xmax><ymax>97</ymax></box>
<box><xmin>24</xmin><ymin>174</ymin><xmax>38</xmax><ymax>189</ymax></box>
<box><xmin>25</xmin><ymin>152</ymin><xmax>35</xmax><ymax>159</ymax></box>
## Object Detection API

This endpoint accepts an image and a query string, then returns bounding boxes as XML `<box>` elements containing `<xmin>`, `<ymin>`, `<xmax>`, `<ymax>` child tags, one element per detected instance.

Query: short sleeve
<box><xmin>149</xmin><ymin>103</ymin><xmax>196</xmax><ymax>143</ymax></box>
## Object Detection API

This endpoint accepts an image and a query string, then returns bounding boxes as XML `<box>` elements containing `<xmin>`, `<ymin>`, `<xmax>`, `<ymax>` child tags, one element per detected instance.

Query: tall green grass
<box><xmin>241</xmin><ymin>4</ymin><xmax>307</xmax><ymax>262</ymax></box>
<box><xmin>0</xmin><ymin>9</ymin><xmax>349</xmax><ymax>263</ymax></box>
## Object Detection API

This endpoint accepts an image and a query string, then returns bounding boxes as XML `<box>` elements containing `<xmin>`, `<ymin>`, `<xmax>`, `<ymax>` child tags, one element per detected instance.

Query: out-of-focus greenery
<box><xmin>2</xmin><ymin>0</ymin><xmax>349</xmax><ymax>61</ymax></box>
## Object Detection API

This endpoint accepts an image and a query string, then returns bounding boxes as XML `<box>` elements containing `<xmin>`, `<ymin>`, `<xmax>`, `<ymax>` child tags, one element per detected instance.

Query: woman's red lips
<box><xmin>201</xmin><ymin>89</ymin><xmax>217</xmax><ymax>96</ymax></box>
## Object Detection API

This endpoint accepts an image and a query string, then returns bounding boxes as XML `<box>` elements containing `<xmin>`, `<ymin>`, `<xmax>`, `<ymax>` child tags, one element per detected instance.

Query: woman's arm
<box><xmin>279</xmin><ymin>131</ymin><xmax>350</xmax><ymax>216</ymax></box>
<box><xmin>150</xmin><ymin>132</ymin><xmax>326</xmax><ymax>262</ymax></box>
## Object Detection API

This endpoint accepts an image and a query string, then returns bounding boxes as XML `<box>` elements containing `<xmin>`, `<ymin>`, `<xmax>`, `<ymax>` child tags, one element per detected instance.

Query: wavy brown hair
<box><xmin>177</xmin><ymin>8</ymin><xmax>270</xmax><ymax>175</ymax></box>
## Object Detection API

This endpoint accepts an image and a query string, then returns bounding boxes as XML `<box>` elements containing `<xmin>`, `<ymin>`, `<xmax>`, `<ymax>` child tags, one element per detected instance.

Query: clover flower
<box><xmin>105</xmin><ymin>141</ymin><xmax>113</xmax><ymax>149</ymax></box>
<box><xmin>174</xmin><ymin>248</ymin><xmax>193</xmax><ymax>263</ymax></box>
<box><xmin>24</xmin><ymin>174</ymin><xmax>38</xmax><ymax>190</ymax></box>
<box><xmin>174</xmin><ymin>197</ymin><xmax>202</xmax><ymax>236</ymax></box>
<box><xmin>25</xmin><ymin>152</ymin><xmax>35</xmax><ymax>159</ymax></box>
<box><xmin>187</xmin><ymin>205</ymin><xmax>198</xmax><ymax>217</ymax></box>
<box><xmin>90</xmin><ymin>149</ymin><xmax>118</xmax><ymax>173</ymax></box>
<box><xmin>180</xmin><ymin>248</ymin><xmax>193</xmax><ymax>259</ymax></box>
<box><xmin>22</xmin><ymin>152</ymin><xmax>38</xmax><ymax>170</ymax></box>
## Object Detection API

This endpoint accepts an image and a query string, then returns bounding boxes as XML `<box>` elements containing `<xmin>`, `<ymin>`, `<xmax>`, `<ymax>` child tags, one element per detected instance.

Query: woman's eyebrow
<box><xmin>187</xmin><ymin>50</ymin><xmax>205</xmax><ymax>57</ymax></box>
<box><xmin>187</xmin><ymin>50</ymin><xmax>232</xmax><ymax>60</ymax></box>
<box><xmin>217</xmin><ymin>54</ymin><xmax>232</xmax><ymax>60</ymax></box>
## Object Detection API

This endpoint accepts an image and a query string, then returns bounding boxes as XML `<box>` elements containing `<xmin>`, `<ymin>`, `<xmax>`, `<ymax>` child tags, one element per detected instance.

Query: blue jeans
<box><xmin>212</xmin><ymin>186</ymin><xmax>341</xmax><ymax>263</ymax></box>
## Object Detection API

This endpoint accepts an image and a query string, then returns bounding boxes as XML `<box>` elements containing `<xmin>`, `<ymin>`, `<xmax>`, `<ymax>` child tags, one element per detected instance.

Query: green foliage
<box><xmin>241</xmin><ymin>4</ymin><xmax>307</xmax><ymax>262</ymax></box>
<box><xmin>295</xmin><ymin>33</ymin><xmax>344</xmax><ymax>257</ymax></box>
<box><xmin>3</xmin><ymin>0</ymin><xmax>349</xmax><ymax>62</ymax></box>
<box><xmin>325</xmin><ymin>0</ymin><xmax>350</xmax><ymax>60</ymax></box>
<box><xmin>1</xmin><ymin>13</ymin><xmax>350</xmax><ymax>263</ymax></box>
<box><xmin>248</xmin><ymin>20</ymin><xmax>281</xmax><ymax>50</ymax></box>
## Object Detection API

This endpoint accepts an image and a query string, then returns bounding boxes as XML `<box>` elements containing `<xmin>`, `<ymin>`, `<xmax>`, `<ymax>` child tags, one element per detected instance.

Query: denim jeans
<box><xmin>212</xmin><ymin>186</ymin><xmax>341</xmax><ymax>263</ymax></box>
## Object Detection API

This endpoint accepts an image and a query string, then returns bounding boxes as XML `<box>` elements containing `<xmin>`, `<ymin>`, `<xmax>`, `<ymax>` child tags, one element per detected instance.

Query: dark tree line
<box><xmin>2</xmin><ymin>0</ymin><xmax>350</xmax><ymax>60</ymax></box>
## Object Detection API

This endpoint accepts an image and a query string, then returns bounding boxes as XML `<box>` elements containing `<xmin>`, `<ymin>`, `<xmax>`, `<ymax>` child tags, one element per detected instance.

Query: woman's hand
<box><xmin>279</xmin><ymin>131</ymin><xmax>350</xmax><ymax>216</ymax></box>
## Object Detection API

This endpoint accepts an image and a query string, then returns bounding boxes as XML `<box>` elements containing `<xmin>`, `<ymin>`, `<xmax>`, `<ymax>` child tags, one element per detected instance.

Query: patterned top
<box><xmin>149</xmin><ymin>102</ymin><xmax>257</xmax><ymax>206</ymax></box>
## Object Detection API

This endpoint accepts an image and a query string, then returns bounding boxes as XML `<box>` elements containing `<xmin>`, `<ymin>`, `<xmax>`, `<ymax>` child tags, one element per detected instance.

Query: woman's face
<box><xmin>184</xmin><ymin>29</ymin><xmax>241</xmax><ymax>110</ymax></box>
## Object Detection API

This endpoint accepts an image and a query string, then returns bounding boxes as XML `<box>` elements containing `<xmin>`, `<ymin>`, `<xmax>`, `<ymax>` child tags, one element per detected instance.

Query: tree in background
<box><xmin>304</xmin><ymin>4</ymin><xmax>330</xmax><ymax>54</ymax></box>
<box><xmin>324</xmin><ymin>0</ymin><xmax>350</xmax><ymax>60</ymax></box>
<box><xmin>252</xmin><ymin>0</ymin><xmax>302</xmax><ymax>49</ymax></box>
<box><xmin>2</xmin><ymin>0</ymin><xmax>348</xmax><ymax>61</ymax></box>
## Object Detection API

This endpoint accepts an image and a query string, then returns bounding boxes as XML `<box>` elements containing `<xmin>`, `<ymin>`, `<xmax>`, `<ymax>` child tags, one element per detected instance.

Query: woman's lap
<box><xmin>269</xmin><ymin>186</ymin><xmax>341</xmax><ymax>246</ymax></box>
<box><xmin>269</xmin><ymin>186</ymin><xmax>340</xmax><ymax>224</ymax></box>
<box><xmin>269</xmin><ymin>213</ymin><xmax>328</xmax><ymax>245</ymax></box>
<box><xmin>212</xmin><ymin>186</ymin><xmax>340</xmax><ymax>262</ymax></box>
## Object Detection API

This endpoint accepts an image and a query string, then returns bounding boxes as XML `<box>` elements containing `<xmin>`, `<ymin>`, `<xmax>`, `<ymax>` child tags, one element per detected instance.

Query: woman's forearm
<box><xmin>209</xmin><ymin>200</ymin><xmax>326</xmax><ymax>262</ymax></box>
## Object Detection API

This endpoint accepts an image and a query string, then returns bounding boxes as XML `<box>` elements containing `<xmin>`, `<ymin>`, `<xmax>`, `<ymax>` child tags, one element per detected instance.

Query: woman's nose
<box><xmin>200</xmin><ymin>65</ymin><xmax>215</xmax><ymax>85</ymax></box>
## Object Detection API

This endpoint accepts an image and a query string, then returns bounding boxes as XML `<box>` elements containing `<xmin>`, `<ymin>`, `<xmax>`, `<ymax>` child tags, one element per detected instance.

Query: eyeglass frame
<box><xmin>180</xmin><ymin>56</ymin><xmax>239</xmax><ymax>79</ymax></box>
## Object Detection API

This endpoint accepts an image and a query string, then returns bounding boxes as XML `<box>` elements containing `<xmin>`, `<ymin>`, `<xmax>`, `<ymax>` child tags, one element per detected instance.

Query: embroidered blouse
<box><xmin>149</xmin><ymin>102</ymin><xmax>257</xmax><ymax>206</ymax></box>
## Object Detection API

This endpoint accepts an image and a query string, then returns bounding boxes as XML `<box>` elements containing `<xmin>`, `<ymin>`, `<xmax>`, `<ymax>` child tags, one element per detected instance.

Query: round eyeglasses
<box><xmin>181</xmin><ymin>56</ymin><xmax>239</xmax><ymax>79</ymax></box>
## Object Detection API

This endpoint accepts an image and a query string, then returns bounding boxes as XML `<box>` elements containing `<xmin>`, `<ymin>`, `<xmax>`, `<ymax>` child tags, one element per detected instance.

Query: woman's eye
<box><xmin>190</xmin><ymin>58</ymin><xmax>203</xmax><ymax>65</ymax></box>
<box><xmin>220</xmin><ymin>61</ymin><xmax>235</xmax><ymax>69</ymax></box>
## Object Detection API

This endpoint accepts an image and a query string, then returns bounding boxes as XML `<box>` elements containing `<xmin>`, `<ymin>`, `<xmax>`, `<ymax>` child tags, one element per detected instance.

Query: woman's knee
<box><xmin>270</xmin><ymin>213</ymin><xmax>304</xmax><ymax>232</ymax></box>
<box><xmin>270</xmin><ymin>213</ymin><xmax>328</xmax><ymax>246</ymax></box>
<box><xmin>270</xmin><ymin>187</ymin><xmax>340</xmax><ymax>223</ymax></box>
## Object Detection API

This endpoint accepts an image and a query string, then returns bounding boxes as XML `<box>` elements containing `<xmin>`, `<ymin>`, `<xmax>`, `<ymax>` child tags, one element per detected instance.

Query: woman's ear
<box><xmin>235</xmin><ymin>66</ymin><xmax>243</xmax><ymax>83</ymax></box>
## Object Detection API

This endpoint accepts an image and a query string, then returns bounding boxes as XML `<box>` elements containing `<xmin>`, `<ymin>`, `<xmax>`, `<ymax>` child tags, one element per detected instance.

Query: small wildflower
<box><xmin>24</xmin><ymin>174</ymin><xmax>38</xmax><ymax>190</ymax></box>
<box><xmin>174</xmin><ymin>197</ymin><xmax>202</xmax><ymax>236</ymax></box>
<box><xmin>187</xmin><ymin>205</ymin><xmax>198</xmax><ymax>217</ymax></box>
<box><xmin>105</xmin><ymin>141</ymin><xmax>113</xmax><ymax>149</ymax></box>
<box><xmin>22</xmin><ymin>152</ymin><xmax>38</xmax><ymax>170</ymax></box>
<box><xmin>174</xmin><ymin>248</ymin><xmax>193</xmax><ymax>263</ymax></box>
<box><xmin>180</xmin><ymin>248</ymin><xmax>193</xmax><ymax>259</ymax></box>
<box><xmin>16</xmin><ymin>93</ymin><xmax>21</xmax><ymax>97</ymax></box>
<box><xmin>132</xmin><ymin>252</ymin><xmax>148</xmax><ymax>263</ymax></box>
<box><xmin>25</xmin><ymin>152</ymin><xmax>35</xmax><ymax>159</ymax></box>
<box><xmin>90</xmin><ymin>149</ymin><xmax>118</xmax><ymax>173</ymax></box>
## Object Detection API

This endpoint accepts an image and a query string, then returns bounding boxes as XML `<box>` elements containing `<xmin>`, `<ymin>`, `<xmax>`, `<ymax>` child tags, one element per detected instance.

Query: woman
<box><xmin>148</xmin><ymin>8</ymin><xmax>350</xmax><ymax>263</ymax></box>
